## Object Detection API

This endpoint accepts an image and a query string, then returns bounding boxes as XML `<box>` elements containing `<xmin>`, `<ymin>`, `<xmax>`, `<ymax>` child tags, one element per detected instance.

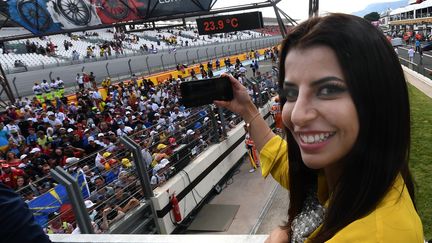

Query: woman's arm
<box><xmin>265</xmin><ymin>227</ymin><xmax>290</xmax><ymax>243</ymax></box>
<box><xmin>214</xmin><ymin>74</ymin><xmax>275</xmax><ymax>152</ymax></box>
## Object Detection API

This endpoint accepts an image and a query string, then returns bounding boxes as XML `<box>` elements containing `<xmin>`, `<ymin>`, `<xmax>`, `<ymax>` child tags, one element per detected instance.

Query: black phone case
<box><xmin>180</xmin><ymin>77</ymin><xmax>233</xmax><ymax>108</ymax></box>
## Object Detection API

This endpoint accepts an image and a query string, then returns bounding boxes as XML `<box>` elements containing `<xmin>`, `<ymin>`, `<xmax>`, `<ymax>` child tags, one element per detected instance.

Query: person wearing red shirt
<box><xmin>0</xmin><ymin>164</ymin><xmax>25</xmax><ymax>189</ymax></box>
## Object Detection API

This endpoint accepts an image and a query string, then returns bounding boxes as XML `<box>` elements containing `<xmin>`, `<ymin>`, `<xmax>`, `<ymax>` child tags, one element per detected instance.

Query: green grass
<box><xmin>408</xmin><ymin>84</ymin><xmax>432</xmax><ymax>240</ymax></box>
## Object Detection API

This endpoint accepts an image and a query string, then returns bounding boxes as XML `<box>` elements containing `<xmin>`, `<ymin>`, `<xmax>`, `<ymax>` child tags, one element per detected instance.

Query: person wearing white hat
<box><xmin>47</xmin><ymin>112</ymin><xmax>62</xmax><ymax>127</ymax></box>
<box><xmin>151</xmin><ymin>102</ymin><xmax>159</xmax><ymax>111</ymax></box>
<box><xmin>65</xmin><ymin>157</ymin><xmax>79</xmax><ymax>164</ymax></box>
<box><xmin>150</xmin><ymin>164</ymin><xmax>166</xmax><ymax>186</ymax></box>
<box><xmin>116</xmin><ymin>122</ymin><xmax>133</xmax><ymax>137</ymax></box>
<box><xmin>71</xmin><ymin>200</ymin><xmax>100</xmax><ymax>234</ymax></box>
<box><xmin>30</xmin><ymin>147</ymin><xmax>41</xmax><ymax>154</ymax></box>
<box><xmin>159</xmin><ymin>158</ymin><xmax>170</xmax><ymax>167</ymax></box>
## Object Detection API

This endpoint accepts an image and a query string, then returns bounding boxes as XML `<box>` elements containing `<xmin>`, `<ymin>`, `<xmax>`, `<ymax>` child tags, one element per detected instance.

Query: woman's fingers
<box><xmin>221</xmin><ymin>73</ymin><xmax>243</xmax><ymax>90</ymax></box>
<box><xmin>213</xmin><ymin>100</ymin><xmax>231</xmax><ymax>109</ymax></box>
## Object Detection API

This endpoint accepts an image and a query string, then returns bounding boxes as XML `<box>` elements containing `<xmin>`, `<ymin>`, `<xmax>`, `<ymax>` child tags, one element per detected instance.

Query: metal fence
<box><xmin>4</xmin><ymin>36</ymin><xmax>281</xmax><ymax>75</ymax></box>
<box><xmin>398</xmin><ymin>55</ymin><xmax>432</xmax><ymax>77</ymax></box>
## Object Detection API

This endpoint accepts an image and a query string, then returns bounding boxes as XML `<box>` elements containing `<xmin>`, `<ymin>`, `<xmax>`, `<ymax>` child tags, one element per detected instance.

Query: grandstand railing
<box><xmin>3</xmin><ymin>36</ymin><xmax>281</xmax><ymax>75</ymax></box>
<box><xmin>398</xmin><ymin>55</ymin><xmax>432</xmax><ymax>77</ymax></box>
<box><xmin>91</xmin><ymin>36</ymin><xmax>281</xmax><ymax>87</ymax></box>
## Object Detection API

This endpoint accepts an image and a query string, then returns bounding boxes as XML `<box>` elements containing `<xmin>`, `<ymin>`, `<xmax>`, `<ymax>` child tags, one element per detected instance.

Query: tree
<box><xmin>364</xmin><ymin>12</ymin><xmax>380</xmax><ymax>21</ymax></box>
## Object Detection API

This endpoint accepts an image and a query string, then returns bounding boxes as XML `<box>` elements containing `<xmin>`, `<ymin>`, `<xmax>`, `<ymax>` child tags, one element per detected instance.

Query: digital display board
<box><xmin>0</xmin><ymin>0</ymin><xmax>213</xmax><ymax>35</ymax></box>
<box><xmin>196</xmin><ymin>12</ymin><xmax>264</xmax><ymax>35</ymax></box>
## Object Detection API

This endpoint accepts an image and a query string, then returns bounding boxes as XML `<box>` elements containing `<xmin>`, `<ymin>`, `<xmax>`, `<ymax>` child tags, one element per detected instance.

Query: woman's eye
<box><xmin>318</xmin><ymin>85</ymin><xmax>346</xmax><ymax>97</ymax></box>
<box><xmin>280</xmin><ymin>88</ymin><xmax>298</xmax><ymax>102</ymax></box>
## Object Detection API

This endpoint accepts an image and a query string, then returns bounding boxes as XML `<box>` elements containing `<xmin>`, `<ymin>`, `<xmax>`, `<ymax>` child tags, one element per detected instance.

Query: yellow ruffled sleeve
<box><xmin>260</xmin><ymin>135</ymin><xmax>289</xmax><ymax>190</ymax></box>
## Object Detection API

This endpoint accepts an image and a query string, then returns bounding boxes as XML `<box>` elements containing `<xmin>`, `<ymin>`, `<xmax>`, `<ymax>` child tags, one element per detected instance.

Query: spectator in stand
<box><xmin>1</xmin><ymin>163</ymin><xmax>25</xmax><ymax>190</ymax></box>
<box><xmin>90</xmin><ymin>176</ymin><xmax>114</xmax><ymax>203</ymax></box>
<box><xmin>14</xmin><ymin>60</ymin><xmax>27</xmax><ymax>71</ymax></box>
<box><xmin>110</xmin><ymin>185</ymin><xmax>140</xmax><ymax>213</ymax></box>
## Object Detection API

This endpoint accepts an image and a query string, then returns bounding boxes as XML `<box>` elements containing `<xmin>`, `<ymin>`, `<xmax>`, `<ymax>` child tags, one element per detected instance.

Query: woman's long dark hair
<box><xmin>278</xmin><ymin>13</ymin><xmax>415</xmax><ymax>242</ymax></box>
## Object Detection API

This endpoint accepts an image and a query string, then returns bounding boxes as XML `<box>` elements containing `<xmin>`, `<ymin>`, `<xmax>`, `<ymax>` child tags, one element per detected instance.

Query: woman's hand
<box><xmin>265</xmin><ymin>227</ymin><xmax>290</xmax><ymax>243</ymax></box>
<box><xmin>214</xmin><ymin>73</ymin><xmax>257</xmax><ymax>118</ymax></box>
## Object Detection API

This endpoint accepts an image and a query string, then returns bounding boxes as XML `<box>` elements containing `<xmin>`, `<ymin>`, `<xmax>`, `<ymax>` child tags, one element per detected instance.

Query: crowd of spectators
<box><xmin>0</xmin><ymin>44</ymin><xmax>278</xmax><ymax>234</ymax></box>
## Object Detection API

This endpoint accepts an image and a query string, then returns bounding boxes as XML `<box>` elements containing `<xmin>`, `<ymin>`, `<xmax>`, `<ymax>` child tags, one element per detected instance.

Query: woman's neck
<box><xmin>324</xmin><ymin>163</ymin><xmax>343</xmax><ymax>193</ymax></box>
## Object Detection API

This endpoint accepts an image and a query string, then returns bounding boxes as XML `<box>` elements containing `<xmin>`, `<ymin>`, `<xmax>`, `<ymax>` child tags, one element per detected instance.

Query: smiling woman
<box><xmin>215</xmin><ymin>13</ymin><xmax>424</xmax><ymax>243</ymax></box>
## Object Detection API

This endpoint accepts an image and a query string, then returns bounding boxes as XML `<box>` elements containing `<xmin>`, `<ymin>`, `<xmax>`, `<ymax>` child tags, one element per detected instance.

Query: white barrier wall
<box><xmin>49</xmin><ymin>234</ymin><xmax>269</xmax><ymax>243</ymax></box>
<box><xmin>152</xmin><ymin>103</ymin><xmax>274</xmax><ymax>234</ymax></box>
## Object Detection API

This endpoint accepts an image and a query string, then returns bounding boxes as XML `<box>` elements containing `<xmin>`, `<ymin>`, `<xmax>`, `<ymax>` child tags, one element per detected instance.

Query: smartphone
<box><xmin>180</xmin><ymin>76</ymin><xmax>233</xmax><ymax>108</ymax></box>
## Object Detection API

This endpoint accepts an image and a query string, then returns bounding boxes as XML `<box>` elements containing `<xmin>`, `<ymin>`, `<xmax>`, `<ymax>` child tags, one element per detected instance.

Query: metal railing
<box><xmin>398</xmin><ymin>55</ymin><xmax>432</xmax><ymax>77</ymax></box>
<box><xmin>5</xmin><ymin>36</ymin><xmax>281</xmax><ymax>75</ymax></box>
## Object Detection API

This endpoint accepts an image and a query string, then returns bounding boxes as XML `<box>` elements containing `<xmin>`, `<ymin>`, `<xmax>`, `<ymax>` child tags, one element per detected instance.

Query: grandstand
<box><xmin>0</xmin><ymin>26</ymin><xmax>270</xmax><ymax>74</ymax></box>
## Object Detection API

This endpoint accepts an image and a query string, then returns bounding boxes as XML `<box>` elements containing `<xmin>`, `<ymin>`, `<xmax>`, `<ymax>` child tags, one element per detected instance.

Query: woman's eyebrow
<box><xmin>284</xmin><ymin>76</ymin><xmax>344</xmax><ymax>87</ymax></box>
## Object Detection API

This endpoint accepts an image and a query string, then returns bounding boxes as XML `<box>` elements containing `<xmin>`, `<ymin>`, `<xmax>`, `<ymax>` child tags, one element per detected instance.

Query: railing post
<box><xmin>12</xmin><ymin>77</ymin><xmax>19</xmax><ymax>98</ymax></box>
<box><xmin>196</xmin><ymin>49</ymin><xmax>200</xmax><ymax>63</ymax></box>
<box><xmin>205</xmin><ymin>48</ymin><xmax>209</xmax><ymax>60</ymax></box>
<box><xmin>128</xmin><ymin>59</ymin><xmax>133</xmax><ymax>76</ymax></box>
<box><xmin>222</xmin><ymin>46</ymin><xmax>225</xmax><ymax>56</ymax></box>
<box><xmin>186</xmin><ymin>50</ymin><xmax>190</xmax><ymax>64</ymax></box>
<box><xmin>160</xmin><ymin>54</ymin><xmax>165</xmax><ymax>71</ymax></box>
<box><xmin>234</xmin><ymin>43</ymin><xmax>237</xmax><ymax>54</ymax></box>
<box><xmin>48</xmin><ymin>71</ymin><xmax>53</xmax><ymax>81</ymax></box>
<box><xmin>119</xmin><ymin>136</ymin><xmax>154</xmax><ymax>198</ymax></box>
<box><xmin>217</xmin><ymin>107</ymin><xmax>227</xmax><ymax>137</ymax></box>
<box><xmin>208</xmin><ymin>105</ymin><xmax>221</xmax><ymax>142</ymax></box>
<box><xmin>105</xmin><ymin>63</ymin><xmax>110</xmax><ymax>76</ymax></box>
<box><xmin>51</xmin><ymin>167</ymin><xmax>94</xmax><ymax>234</ymax></box>
<box><xmin>214</xmin><ymin>46</ymin><xmax>217</xmax><ymax>59</ymax></box>
<box><xmin>39</xmin><ymin>59</ymin><xmax>45</xmax><ymax>69</ymax></box>
<box><xmin>174</xmin><ymin>52</ymin><xmax>178</xmax><ymax>65</ymax></box>
<box><xmin>146</xmin><ymin>56</ymin><xmax>150</xmax><ymax>75</ymax></box>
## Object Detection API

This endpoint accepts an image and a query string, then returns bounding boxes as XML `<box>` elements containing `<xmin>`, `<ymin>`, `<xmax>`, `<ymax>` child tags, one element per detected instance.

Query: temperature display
<box><xmin>196</xmin><ymin>12</ymin><xmax>264</xmax><ymax>35</ymax></box>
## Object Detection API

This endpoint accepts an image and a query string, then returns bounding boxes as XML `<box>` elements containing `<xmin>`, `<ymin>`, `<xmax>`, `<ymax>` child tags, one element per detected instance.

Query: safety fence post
<box><xmin>208</xmin><ymin>105</ymin><xmax>221</xmax><ymax>142</ymax></box>
<box><xmin>128</xmin><ymin>59</ymin><xmax>133</xmax><ymax>76</ymax></box>
<box><xmin>119</xmin><ymin>136</ymin><xmax>153</xmax><ymax>198</ymax></box>
<box><xmin>105</xmin><ymin>63</ymin><xmax>110</xmax><ymax>76</ymax></box>
<box><xmin>217</xmin><ymin>107</ymin><xmax>228</xmax><ymax>138</ymax></box>
<box><xmin>161</xmin><ymin>54</ymin><xmax>165</xmax><ymax>71</ymax></box>
<box><xmin>119</xmin><ymin>136</ymin><xmax>161</xmax><ymax>233</ymax></box>
<box><xmin>12</xmin><ymin>77</ymin><xmax>19</xmax><ymax>98</ymax></box>
<box><xmin>146</xmin><ymin>56</ymin><xmax>150</xmax><ymax>75</ymax></box>
<box><xmin>51</xmin><ymin>167</ymin><xmax>94</xmax><ymax>234</ymax></box>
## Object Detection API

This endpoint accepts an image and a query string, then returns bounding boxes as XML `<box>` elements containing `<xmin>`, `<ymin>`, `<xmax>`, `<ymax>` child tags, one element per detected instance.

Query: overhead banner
<box><xmin>0</xmin><ymin>0</ymin><xmax>212</xmax><ymax>35</ymax></box>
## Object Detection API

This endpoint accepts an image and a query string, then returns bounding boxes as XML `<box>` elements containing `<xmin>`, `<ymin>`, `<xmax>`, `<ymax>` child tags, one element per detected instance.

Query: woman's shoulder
<box><xmin>328</xmin><ymin>175</ymin><xmax>424</xmax><ymax>242</ymax></box>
